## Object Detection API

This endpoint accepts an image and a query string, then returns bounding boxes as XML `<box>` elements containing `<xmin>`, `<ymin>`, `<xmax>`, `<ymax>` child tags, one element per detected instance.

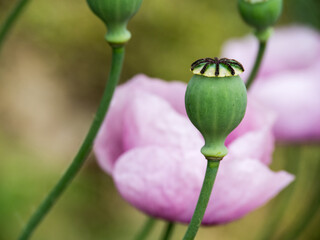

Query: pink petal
<box><xmin>221</xmin><ymin>35</ymin><xmax>256</xmax><ymax>81</ymax></box>
<box><xmin>94</xmin><ymin>84</ymin><xmax>131</xmax><ymax>174</ymax></box>
<box><xmin>113</xmin><ymin>147</ymin><xmax>206</xmax><ymax>222</ymax></box>
<box><xmin>226</xmin><ymin>96</ymin><xmax>276</xmax><ymax>145</ymax></box>
<box><xmin>251</xmin><ymin>68</ymin><xmax>320</xmax><ymax>141</ymax></box>
<box><xmin>122</xmin><ymin>90</ymin><xmax>203</xmax><ymax>151</ymax></box>
<box><xmin>95</xmin><ymin>74</ymin><xmax>294</xmax><ymax>225</ymax></box>
<box><xmin>226</xmin><ymin>127</ymin><xmax>274</xmax><ymax>165</ymax></box>
<box><xmin>222</xmin><ymin>26</ymin><xmax>320</xmax><ymax>142</ymax></box>
<box><xmin>221</xmin><ymin>25</ymin><xmax>320</xmax><ymax>80</ymax></box>
<box><xmin>226</xmin><ymin>96</ymin><xmax>276</xmax><ymax>164</ymax></box>
<box><xmin>94</xmin><ymin>75</ymin><xmax>187</xmax><ymax>174</ymax></box>
<box><xmin>203</xmin><ymin>158</ymin><xmax>294</xmax><ymax>224</ymax></box>
<box><xmin>113</xmin><ymin>146</ymin><xmax>294</xmax><ymax>224</ymax></box>
<box><xmin>128</xmin><ymin>74</ymin><xmax>187</xmax><ymax>115</ymax></box>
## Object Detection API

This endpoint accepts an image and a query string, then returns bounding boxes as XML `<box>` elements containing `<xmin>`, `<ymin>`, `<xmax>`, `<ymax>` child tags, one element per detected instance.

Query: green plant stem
<box><xmin>134</xmin><ymin>217</ymin><xmax>156</xmax><ymax>240</ymax></box>
<box><xmin>259</xmin><ymin>146</ymin><xmax>301</xmax><ymax>240</ymax></box>
<box><xmin>0</xmin><ymin>0</ymin><xmax>30</xmax><ymax>52</ymax></box>
<box><xmin>160</xmin><ymin>222</ymin><xmax>175</xmax><ymax>240</ymax></box>
<box><xmin>281</xmin><ymin>189</ymin><xmax>320</xmax><ymax>240</ymax></box>
<box><xmin>18</xmin><ymin>46</ymin><xmax>125</xmax><ymax>240</ymax></box>
<box><xmin>245</xmin><ymin>40</ymin><xmax>267</xmax><ymax>90</ymax></box>
<box><xmin>183</xmin><ymin>160</ymin><xmax>220</xmax><ymax>240</ymax></box>
<box><xmin>278</xmin><ymin>149</ymin><xmax>320</xmax><ymax>240</ymax></box>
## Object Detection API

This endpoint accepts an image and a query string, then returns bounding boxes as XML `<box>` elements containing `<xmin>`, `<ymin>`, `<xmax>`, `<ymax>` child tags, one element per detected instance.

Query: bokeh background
<box><xmin>0</xmin><ymin>0</ymin><xmax>319</xmax><ymax>239</ymax></box>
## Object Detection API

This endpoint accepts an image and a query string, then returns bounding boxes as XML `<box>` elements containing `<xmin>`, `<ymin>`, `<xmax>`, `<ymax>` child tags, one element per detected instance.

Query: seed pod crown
<box><xmin>191</xmin><ymin>57</ymin><xmax>244</xmax><ymax>77</ymax></box>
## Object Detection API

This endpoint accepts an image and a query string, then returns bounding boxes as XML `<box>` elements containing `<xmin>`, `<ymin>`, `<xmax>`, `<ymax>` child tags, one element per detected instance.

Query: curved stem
<box><xmin>183</xmin><ymin>160</ymin><xmax>220</xmax><ymax>240</ymax></box>
<box><xmin>134</xmin><ymin>217</ymin><xmax>156</xmax><ymax>240</ymax></box>
<box><xmin>160</xmin><ymin>222</ymin><xmax>175</xmax><ymax>240</ymax></box>
<box><xmin>245</xmin><ymin>40</ymin><xmax>267</xmax><ymax>90</ymax></box>
<box><xmin>0</xmin><ymin>0</ymin><xmax>30</xmax><ymax>52</ymax></box>
<box><xmin>18</xmin><ymin>46</ymin><xmax>125</xmax><ymax>240</ymax></box>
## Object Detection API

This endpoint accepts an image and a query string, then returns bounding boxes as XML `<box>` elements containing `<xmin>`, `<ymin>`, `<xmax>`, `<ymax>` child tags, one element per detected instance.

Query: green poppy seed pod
<box><xmin>185</xmin><ymin>58</ymin><xmax>247</xmax><ymax>160</ymax></box>
<box><xmin>238</xmin><ymin>0</ymin><xmax>282</xmax><ymax>31</ymax></box>
<box><xmin>87</xmin><ymin>0</ymin><xmax>143</xmax><ymax>46</ymax></box>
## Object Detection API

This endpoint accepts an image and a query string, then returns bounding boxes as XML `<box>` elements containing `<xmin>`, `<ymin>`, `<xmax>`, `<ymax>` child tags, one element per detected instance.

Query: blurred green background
<box><xmin>0</xmin><ymin>0</ymin><xmax>319</xmax><ymax>239</ymax></box>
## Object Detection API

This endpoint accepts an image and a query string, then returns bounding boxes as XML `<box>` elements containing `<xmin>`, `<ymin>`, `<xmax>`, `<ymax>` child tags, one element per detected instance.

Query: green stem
<box><xmin>281</xmin><ymin>192</ymin><xmax>320</xmax><ymax>240</ymax></box>
<box><xmin>245</xmin><ymin>40</ymin><xmax>267</xmax><ymax>90</ymax></box>
<box><xmin>160</xmin><ymin>222</ymin><xmax>175</xmax><ymax>240</ymax></box>
<box><xmin>0</xmin><ymin>0</ymin><xmax>30</xmax><ymax>52</ymax></box>
<box><xmin>259</xmin><ymin>146</ymin><xmax>301</xmax><ymax>240</ymax></box>
<box><xmin>183</xmin><ymin>160</ymin><xmax>220</xmax><ymax>240</ymax></box>
<box><xmin>278</xmin><ymin>150</ymin><xmax>320</xmax><ymax>240</ymax></box>
<box><xmin>18</xmin><ymin>46</ymin><xmax>125</xmax><ymax>240</ymax></box>
<box><xmin>134</xmin><ymin>217</ymin><xmax>156</xmax><ymax>240</ymax></box>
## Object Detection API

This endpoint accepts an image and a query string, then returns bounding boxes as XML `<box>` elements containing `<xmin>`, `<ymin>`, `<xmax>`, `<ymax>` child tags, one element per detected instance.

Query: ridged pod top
<box><xmin>191</xmin><ymin>57</ymin><xmax>245</xmax><ymax>77</ymax></box>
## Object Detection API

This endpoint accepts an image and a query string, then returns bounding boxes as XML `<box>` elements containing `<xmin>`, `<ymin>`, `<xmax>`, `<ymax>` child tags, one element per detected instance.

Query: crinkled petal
<box><xmin>113</xmin><ymin>147</ymin><xmax>206</xmax><ymax>222</ymax></box>
<box><xmin>122</xmin><ymin>90</ymin><xmax>203</xmax><ymax>151</ymax></box>
<box><xmin>94</xmin><ymin>75</ymin><xmax>187</xmax><ymax>174</ymax></box>
<box><xmin>113</xmin><ymin>146</ymin><xmax>294</xmax><ymax>224</ymax></box>
<box><xmin>127</xmin><ymin>74</ymin><xmax>187</xmax><ymax>115</ymax></box>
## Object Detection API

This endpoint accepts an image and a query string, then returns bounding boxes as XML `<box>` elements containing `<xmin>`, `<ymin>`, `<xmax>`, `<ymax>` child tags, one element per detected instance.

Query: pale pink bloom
<box><xmin>222</xmin><ymin>26</ymin><xmax>320</xmax><ymax>142</ymax></box>
<box><xmin>94</xmin><ymin>74</ymin><xmax>294</xmax><ymax>224</ymax></box>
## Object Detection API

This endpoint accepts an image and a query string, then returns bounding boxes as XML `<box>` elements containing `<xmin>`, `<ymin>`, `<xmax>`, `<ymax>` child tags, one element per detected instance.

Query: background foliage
<box><xmin>0</xmin><ymin>0</ymin><xmax>319</xmax><ymax>239</ymax></box>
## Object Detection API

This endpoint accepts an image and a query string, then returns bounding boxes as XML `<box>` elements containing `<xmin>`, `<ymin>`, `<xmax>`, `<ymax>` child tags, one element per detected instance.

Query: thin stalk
<box><xmin>278</xmin><ymin>150</ymin><xmax>320</xmax><ymax>240</ymax></box>
<box><xmin>0</xmin><ymin>0</ymin><xmax>30</xmax><ymax>52</ymax></box>
<box><xmin>245</xmin><ymin>40</ymin><xmax>267</xmax><ymax>90</ymax></box>
<box><xmin>281</xmin><ymin>191</ymin><xmax>320</xmax><ymax>240</ymax></box>
<box><xmin>183</xmin><ymin>160</ymin><xmax>220</xmax><ymax>240</ymax></box>
<box><xmin>160</xmin><ymin>222</ymin><xmax>175</xmax><ymax>240</ymax></box>
<box><xmin>134</xmin><ymin>218</ymin><xmax>156</xmax><ymax>240</ymax></box>
<box><xmin>259</xmin><ymin>146</ymin><xmax>301</xmax><ymax>240</ymax></box>
<box><xmin>18</xmin><ymin>46</ymin><xmax>125</xmax><ymax>240</ymax></box>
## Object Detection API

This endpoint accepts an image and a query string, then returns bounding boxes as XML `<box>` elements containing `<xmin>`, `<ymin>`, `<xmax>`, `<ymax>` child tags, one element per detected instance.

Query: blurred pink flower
<box><xmin>222</xmin><ymin>26</ymin><xmax>320</xmax><ymax>142</ymax></box>
<box><xmin>94</xmin><ymin>74</ymin><xmax>294</xmax><ymax>224</ymax></box>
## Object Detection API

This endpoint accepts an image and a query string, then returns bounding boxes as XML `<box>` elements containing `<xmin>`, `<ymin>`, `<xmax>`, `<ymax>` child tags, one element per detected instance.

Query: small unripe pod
<box><xmin>185</xmin><ymin>58</ymin><xmax>247</xmax><ymax>160</ymax></box>
<box><xmin>87</xmin><ymin>0</ymin><xmax>143</xmax><ymax>46</ymax></box>
<box><xmin>238</xmin><ymin>0</ymin><xmax>282</xmax><ymax>31</ymax></box>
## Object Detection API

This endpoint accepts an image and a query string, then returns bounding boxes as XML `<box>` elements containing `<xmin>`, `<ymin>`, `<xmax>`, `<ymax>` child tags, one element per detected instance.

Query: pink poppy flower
<box><xmin>94</xmin><ymin>74</ymin><xmax>294</xmax><ymax>224</ymax></box>
<box><xmin>222</xmin><ymin>26</ymin><xmax>320</xmax><ymax>142</ymax></box>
